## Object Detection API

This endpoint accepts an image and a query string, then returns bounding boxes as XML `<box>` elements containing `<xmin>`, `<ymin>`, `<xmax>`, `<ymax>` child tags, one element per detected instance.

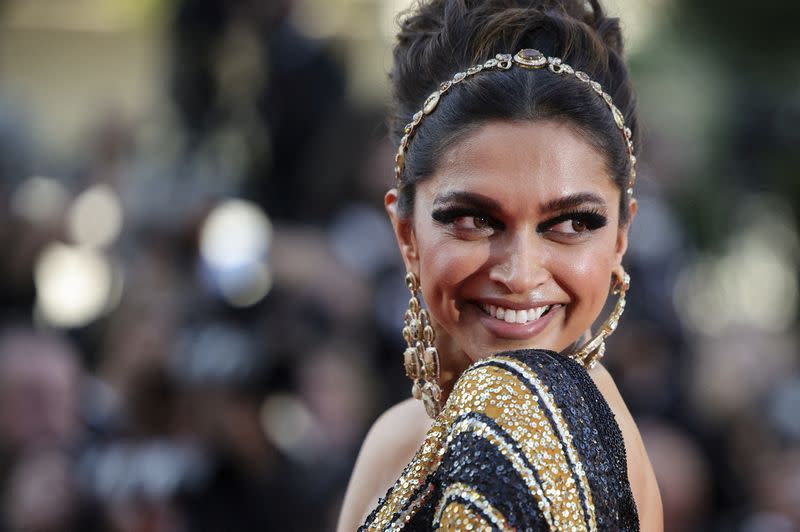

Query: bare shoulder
<box><xmin>337</xmin><ymin>398</ymin><xmax>432</xmax><ymax>532</ymax></box>
<box><xmin>589</xmin><ymin>363</ymin><xmax>664</xmax><ymax>531</ymax></box>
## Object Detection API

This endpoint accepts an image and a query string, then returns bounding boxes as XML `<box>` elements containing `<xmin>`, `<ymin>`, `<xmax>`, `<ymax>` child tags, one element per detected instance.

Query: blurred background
<box><xmin>0</xmin><ymin>0</ymin><xmax>798</xmax><ymax>531</ymax></box>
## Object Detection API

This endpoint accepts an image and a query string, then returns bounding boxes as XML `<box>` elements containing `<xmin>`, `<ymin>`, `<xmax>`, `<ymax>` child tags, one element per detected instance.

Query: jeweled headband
<box><xmin>394</xmin><ymin>48</ymin><xmax>637</xmax><ymax>197</ymax></box>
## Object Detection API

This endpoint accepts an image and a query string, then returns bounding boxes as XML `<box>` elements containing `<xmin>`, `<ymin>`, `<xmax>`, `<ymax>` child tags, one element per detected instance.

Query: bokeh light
<box><xmin>260</xmin><ymin>393</ymin><xmax>316</xmax><ymax>462</ymax></box>
<box><xmin>199</xmin><ymin>199</ymin><xmax>272</xmax><ymax>271</ymax></box>
<box><xmin>33</xmin><ymin>242</ymin><xmax>119</xmax><ymax>328</ymax></box>
<box><xmin>10</xmin><ymin>176</ymin><xmax>70</xmax><ymax>223</ymax></box>
<box><xmin>217</xmin><ymin>262</ymin><xmax>273</xmax><ymax>308</ymax></box>
<box><xmin>67</xmin><ymin>183</ymin><xmax>124</xmax><ymax>249</ymax></box>
<box><xmin>199</xmin><ymin>199</ymin><xmax>273</xmax><ymax>307</ymax></box>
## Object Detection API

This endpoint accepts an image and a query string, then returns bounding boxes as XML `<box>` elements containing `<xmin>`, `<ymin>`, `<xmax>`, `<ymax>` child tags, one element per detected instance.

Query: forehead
<box><xmin>419</xmin><ymin>120</ymin><xmax>617</xmax><ymax>208</ymax></box>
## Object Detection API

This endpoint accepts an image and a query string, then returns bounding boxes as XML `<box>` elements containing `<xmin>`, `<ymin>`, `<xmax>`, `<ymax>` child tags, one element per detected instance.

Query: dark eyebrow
<box><xmin>540</xmin><ymin>192</ymin><xmax>607</xmax><ymax>213</ymax></box>
<box><xmin>433</xmin><ymin>191</ymin><xmax>606</xmax><ymax>213</ymax></box>
<box><xmin>432</xmin><ymin>191</ymin><xmax>502</xmax><ymax>212</ymax></box>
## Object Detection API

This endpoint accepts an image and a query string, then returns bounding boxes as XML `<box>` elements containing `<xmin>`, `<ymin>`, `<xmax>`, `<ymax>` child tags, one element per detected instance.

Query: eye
<box><xmin>539</xmin><ymin>210</ymin><xmax>608</xmax><ymax>236</ymax></box>
<box><xmin>431</xmin><ymin>207</ymin><xmax>501</xmax><ymax>234</ymax></box>
<box><xmin>550</xmin><ymin>218</ymin><xmax>589</xmax><ymax>234</ymax></box>
<box><xmin>454</xmin><ymin>215</ymin><xmax>491</xmax><ymax>230</ymax></box>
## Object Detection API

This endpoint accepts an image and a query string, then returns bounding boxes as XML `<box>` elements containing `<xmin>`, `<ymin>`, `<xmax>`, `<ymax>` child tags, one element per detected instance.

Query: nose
<box><xmin>488</xmin><ymin>230</ymin><xmax>551</xmax><ymax>293</ymax></box>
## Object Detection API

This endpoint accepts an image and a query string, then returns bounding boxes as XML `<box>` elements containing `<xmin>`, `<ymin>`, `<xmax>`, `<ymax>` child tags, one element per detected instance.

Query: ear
<box><xmin>613</xmin><ymin>197</ymin><xmax>637</xmax><ymax>270</ymax></box>
<box><xmin>385</xmin><ymin>188</ymin><xmax>419</xmax><ymax>274</ymax></box>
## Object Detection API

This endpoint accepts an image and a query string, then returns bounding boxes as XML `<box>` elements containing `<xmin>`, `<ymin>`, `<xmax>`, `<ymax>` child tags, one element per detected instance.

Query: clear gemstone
<box><xmin>408</xmin><ymin>318</ymin><xmax>421</xmax><ymax>337</ymax></box>
<box><xmin>454</xmin><ymin>71</ymin><xmax>466</xmax><ymax>82</ymax></box>
<box><xmin>412</xmin><ymin>380</ymin><xmax>422</xmax><ymax>400</ymax></box>
<box><xmin>612</xmin><ymin>105</ymin><xmax>624</xmax><ymax>128</ymax></box>
<box><xmin>423</xmin><ymin>347</ymin><xmax>438</xmax><ymax>377</ymax></box>
<box><xmin>575</xmin><ymin>71</ymin><xmax>590</xmax><ymax>82</ymax></box>
<box><xmin>423</xmin><ymin>91</ymin><xmax>440</xmax><ymax>114</ymax></box>
<box><xmin>404</xmin><ymin>347</ymin><xmax>419</xmax><ymax>378</ymax></box>
<box><xmin>422</xmin><ymin>391</ymin><xmax>440</xmax><ymax>418</ymax></box>
<box><xmin>423</xmin><ymin>380</ymin><xmax>442</xmax><ymax>401</ymax></box>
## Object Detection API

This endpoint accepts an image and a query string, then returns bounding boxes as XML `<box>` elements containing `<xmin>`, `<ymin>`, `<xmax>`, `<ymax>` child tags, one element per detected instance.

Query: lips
<box><xmin>472</xmin><ymin>301</ymin><xmax>563</xmax><ymax>341</ymax></box>
<box><xmin>478</xmin><ymin>303</ymin><xmax>560</xmax><ymax>324</ymax></box>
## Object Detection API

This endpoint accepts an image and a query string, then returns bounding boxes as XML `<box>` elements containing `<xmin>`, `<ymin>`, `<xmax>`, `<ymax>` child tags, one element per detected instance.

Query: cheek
<box><xmin>419</xmin><ymin>239</ymin><xmax>489</xmax><ymax>293</ymax></box>
<box><xmin>552</xmin><ymin>238</ymin><xmax>616</xmax><ymax>309</ymax></box>
<box><xmin>415</xmin><ymin>232</ymin><xmax>490</xmax><ymax>316</ymax></box>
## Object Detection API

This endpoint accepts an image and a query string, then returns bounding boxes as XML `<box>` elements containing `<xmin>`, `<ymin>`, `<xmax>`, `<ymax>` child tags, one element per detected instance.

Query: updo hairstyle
<box><xmin>390</xmin><ymin>0</ymin><xmax>639</xmax><ymax>223</ymax></box>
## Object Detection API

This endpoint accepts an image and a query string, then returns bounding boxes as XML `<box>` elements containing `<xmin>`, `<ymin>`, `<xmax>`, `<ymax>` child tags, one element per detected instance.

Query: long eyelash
<box><xmin>538</xmin><ymin>209</ymin><xmax>608</xmax><ymax>232</ymax></box>
<box><xmin>431</xmin><ymin>206</ymin><xmax>498</xmax><ymax>227</ymax></box>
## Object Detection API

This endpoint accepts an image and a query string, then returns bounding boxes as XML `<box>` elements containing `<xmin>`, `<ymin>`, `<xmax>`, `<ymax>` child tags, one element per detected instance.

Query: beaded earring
<box><xmin>402</xmin><ymin>272</ymin><xmax>442</xmax><ymax>418</ymax></box>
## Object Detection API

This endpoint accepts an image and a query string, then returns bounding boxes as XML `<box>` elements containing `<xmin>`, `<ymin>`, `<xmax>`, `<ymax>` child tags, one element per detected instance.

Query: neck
<box><xmin>433</xmin><ymin>330</ymin><xmax>477</xmax><ymax>403</ymax></box>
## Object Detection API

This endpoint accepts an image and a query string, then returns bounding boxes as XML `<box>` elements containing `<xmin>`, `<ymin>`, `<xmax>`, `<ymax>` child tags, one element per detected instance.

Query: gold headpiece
<box><xmin>394</xmin><ymin>48</ymin><xmax>637</xmax><ymax>197</ymax></box>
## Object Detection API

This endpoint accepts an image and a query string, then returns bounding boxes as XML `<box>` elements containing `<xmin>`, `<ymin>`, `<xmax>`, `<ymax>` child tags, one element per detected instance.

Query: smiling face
<box><xmin>387</xmin><ymin>119</ymin><xmax>635</xmax><ymax>368</ymax></box>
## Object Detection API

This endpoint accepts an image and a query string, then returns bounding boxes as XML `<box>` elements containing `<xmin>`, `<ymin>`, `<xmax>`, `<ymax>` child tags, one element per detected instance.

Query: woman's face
<box><xmin>387</xmin><ymin>120</ymin><xmax>635</xmax><ymax>363</ymax></box>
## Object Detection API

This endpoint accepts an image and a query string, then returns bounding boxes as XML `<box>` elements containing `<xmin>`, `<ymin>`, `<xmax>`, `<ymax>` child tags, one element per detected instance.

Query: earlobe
<box><xmin>385</xmin><ymin>188</ymin><xmax>419</xmax><ymax>273</ymax></box>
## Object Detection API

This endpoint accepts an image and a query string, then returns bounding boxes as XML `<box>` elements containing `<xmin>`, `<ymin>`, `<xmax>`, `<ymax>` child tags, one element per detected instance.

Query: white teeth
<box><xmin>481</xmin><ymin>303</ymin><xmax>554</xmax><ymax>324</ymax></box>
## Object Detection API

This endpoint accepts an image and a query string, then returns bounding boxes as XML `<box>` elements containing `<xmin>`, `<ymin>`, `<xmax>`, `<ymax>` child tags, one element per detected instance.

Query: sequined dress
<box><xmin>361</xmin><ymin>349</ymin><xmax>639</xmax><ymax>531</ymax></box>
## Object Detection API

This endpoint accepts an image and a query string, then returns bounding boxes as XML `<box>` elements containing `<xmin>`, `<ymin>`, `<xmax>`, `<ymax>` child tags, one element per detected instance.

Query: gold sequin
<box><xmin>475</xmin><ymin>357</ymin><xmax>598</xmax><ymax>531</ymax></box>
<box><xmin>364</xmin><ymin>356</ymin><xmax>599</xmax><ymax>531</ymax></box>
<box><xmin>434</xmin><ymin>483</ymin><xmax>509</xmax><ymax>530</ymax></box>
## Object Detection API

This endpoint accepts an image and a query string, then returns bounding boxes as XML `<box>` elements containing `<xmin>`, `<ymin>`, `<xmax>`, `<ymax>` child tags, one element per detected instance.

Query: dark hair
<box><xmin>390</xmin><ymin>0</ymin><xmax>638</xmax><ymax>223</ymax></box>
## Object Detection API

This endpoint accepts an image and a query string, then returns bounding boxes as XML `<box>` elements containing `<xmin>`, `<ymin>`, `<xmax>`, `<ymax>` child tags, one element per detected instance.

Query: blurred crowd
<box><xmin>1</xmin><ymin>0</ymin><xmax>799</xmax><ymax>531</ymax></box>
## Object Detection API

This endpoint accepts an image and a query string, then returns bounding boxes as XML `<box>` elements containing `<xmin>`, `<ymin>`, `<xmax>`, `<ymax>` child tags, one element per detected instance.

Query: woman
<box><xmin>339</xmin><ymin>0</ymin><xmax>662</xmax><ymax>529</ymax></box>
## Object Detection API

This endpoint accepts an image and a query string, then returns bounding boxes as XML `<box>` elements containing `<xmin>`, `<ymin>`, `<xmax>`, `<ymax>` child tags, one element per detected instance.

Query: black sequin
<box><xmin>361</xmin><ymin>349</ymin><xmax>640</xmax><ymax>531</ymax></box>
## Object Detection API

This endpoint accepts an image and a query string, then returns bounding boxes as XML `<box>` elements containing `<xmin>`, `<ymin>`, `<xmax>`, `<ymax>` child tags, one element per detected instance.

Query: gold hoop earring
<box><xmin>402</xmin><ymin>272</ymin><xmax>442</xmax><ymax>418</ymax></box>
<box><xmin>571</xmin><ymin>270</ymin><xmax>630</xmax><ymax>369</ymax></box>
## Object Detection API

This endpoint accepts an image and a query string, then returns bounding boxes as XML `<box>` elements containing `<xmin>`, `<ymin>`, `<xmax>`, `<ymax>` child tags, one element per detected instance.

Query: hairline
<box><xmin>397</xmin><ymin>115</ymin><xmax>624</xmax><ymax>222</ymax></box>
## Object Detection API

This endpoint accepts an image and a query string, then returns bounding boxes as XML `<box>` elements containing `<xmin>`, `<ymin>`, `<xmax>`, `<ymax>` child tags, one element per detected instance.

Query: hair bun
<box><xmin>392</xmin><ymin>0</ymin><xmax>625</xmax><ymax>115</ymax></box>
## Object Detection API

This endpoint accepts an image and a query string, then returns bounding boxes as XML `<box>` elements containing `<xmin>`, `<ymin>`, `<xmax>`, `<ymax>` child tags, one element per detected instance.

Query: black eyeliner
<box><xmin>538</xmin><ymin>209</ymin><xmax>608</xmax><ymax>232</ymax></box>
<box><xmin>432</xmin><ymin>206</ymin><xmax>490</xmax><ymax>225</ymax></box>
